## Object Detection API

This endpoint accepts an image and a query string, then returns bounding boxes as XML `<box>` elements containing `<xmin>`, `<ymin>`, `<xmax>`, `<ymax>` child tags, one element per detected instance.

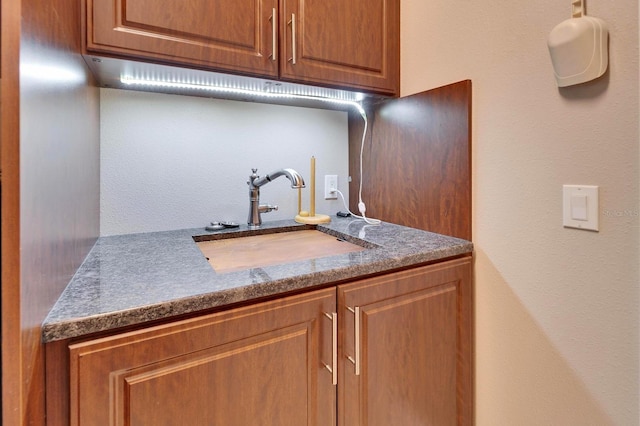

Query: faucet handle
<box><xmin>248</xmin><ymin>168</ymin><xmax>259</xmax><ymax>185</ymax></box>
<box><xmin>258</xmin><ymin>204</ymin><xmax>278</xmax><ymax>214</ymax></box>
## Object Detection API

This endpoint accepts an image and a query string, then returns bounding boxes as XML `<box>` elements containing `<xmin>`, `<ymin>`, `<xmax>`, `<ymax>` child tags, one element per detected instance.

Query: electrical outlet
<box><xmin>324</xmin><ymin>175</ymin><xmax>338</xmax><ymax>200</ymax></box>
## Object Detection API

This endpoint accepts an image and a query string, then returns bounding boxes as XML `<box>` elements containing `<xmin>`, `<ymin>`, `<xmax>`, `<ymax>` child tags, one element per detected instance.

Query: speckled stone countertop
<box><xmin>42</xmin><ymin>218</ymin><xmax>473</xmax><ymax>342</ymax></box>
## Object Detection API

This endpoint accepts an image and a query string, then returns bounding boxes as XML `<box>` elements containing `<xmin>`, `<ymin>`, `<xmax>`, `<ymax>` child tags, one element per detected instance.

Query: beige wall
<box><xmin>401</xmin><ymin>0</ymin><xmax>639</xmax><ymax>424</ymax></box>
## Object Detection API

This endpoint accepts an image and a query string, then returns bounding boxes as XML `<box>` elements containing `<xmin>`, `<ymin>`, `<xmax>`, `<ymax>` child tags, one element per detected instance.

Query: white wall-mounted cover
<box><xmin>547</xmin><ymin>16</ymin><xmax>608</xmax><ymax>87</ymax></box>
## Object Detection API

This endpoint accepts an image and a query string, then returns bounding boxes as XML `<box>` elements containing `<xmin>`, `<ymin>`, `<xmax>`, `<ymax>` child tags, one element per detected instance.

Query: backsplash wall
<box><xmin>100</xmin><ymin>88</ymin><xmax>349</xmax><ymax>236</ymax></box>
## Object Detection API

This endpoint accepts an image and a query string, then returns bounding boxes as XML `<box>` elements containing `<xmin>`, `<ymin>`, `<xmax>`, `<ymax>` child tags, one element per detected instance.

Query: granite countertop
<box><xmin>42</xmin><ymin>217</ymin><xmax>473</xmax><ymax>343</ymax></box>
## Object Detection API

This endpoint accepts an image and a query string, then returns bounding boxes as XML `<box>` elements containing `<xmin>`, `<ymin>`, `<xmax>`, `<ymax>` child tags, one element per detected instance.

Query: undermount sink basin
<box><xmin>195</xmin><ymin>229</ymin><xmax>367</xmax><ymax>273</ymax></box>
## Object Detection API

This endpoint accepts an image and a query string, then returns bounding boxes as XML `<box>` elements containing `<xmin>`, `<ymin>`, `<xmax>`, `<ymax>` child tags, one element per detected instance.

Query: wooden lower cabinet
<box><xmin>68</xmin><ymin>288</ymin><xmax>337</xmax><ymax>426</ymax></box>
<box><xmin>338</xmin><ymin>257</ymin><xmax>473</xmax><ymax>426</ymax></box>
<box><xmin>55</xmin><ymin>257</ymin><xmax>472</xmax><ymax>425</ymax></box>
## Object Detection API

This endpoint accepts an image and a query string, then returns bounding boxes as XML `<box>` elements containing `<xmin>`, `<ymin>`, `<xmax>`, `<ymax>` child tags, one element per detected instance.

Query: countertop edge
<box><xmin>42</xmin><ymin>219</ymin><xmax>473</xmax><ymax>343</ymax></box>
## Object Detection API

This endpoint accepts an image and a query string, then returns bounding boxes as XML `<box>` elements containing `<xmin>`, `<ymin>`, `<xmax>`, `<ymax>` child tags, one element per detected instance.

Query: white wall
<box><xmin>402</xmin><ymin>0</ymin><xmax>639</xmax><ymax>424</ymax></box>
<box><xmin>100</xmin><ymin>88</ymin><xmax>349</xmax><ymax>236</ymax></box>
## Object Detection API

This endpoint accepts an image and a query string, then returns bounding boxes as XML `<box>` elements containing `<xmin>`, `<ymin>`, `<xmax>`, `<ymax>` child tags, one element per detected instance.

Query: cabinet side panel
<box><xmin>8</xmin><ymin>0</ymin><xmax>101</xmax><ymax>423</ymax></box>
<box><xmin>349</xmin><ymin>80</ymin><xmax>472</xmax><ymax>240</ymax></box>
<box><xmin>45</xmin><ymin>340</ymin><xmax>71</xmax><ymax>426</ymax></box>
<box><xmin>457</xmin><ymin>256</ymin><xmax>474</xmax><ymax>425</ymax></box>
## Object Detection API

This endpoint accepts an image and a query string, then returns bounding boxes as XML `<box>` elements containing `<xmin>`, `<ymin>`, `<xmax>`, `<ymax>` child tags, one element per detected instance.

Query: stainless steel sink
<box><xmin>195</xmin><ymin>229</ymin><xmax>367</xmax><ymax>273</ymax></box>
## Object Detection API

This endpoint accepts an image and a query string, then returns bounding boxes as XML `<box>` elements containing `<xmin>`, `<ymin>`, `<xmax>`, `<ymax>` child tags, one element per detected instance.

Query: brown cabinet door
<box><xmin>69</xmin><ymin>288</ymin><xmax>336</xmax><ymax>426</ymax></box>
<box><xmin>338</xmin><ymin>258</ymin><xmax>473</xmax><ymax>426</ymax></box>
<box><xmin>85</xmin><ymin>0</ymin><xmax>279</xmax><ymax>77</ymax></box>
<box><xmin>280</xmin><ymin>0</ymin><xmax>399</xmax><ymax>95</ymax></box>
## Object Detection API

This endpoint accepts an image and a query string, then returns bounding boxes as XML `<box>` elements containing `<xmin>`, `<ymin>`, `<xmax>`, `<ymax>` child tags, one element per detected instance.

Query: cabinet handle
<box><xmin>270</xmin><ymin>8</ymin><xmax>277</xmax><ymax>61</ymax></box>
<box><xmin>288</xmin><ymin>13</ymin><xmax>297</xmax><ymax>64</ymax></box>
<box><xmin>347</xmin><ymin>306</ymin><xmax>361</xmax><ymax>376</ymax></box>
<box><xmin>323</xmin><ymin>312</ymin><xmax>338</xmax><ymax>385</ymax></box>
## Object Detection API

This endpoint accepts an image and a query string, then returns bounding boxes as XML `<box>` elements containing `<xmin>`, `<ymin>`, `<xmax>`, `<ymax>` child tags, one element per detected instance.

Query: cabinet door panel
<box><xmin>338</xmin><ymin>258</ymin><xmax>473</xmax><ymax>426</ymax></box>
<box><xmin>298</xmin><ymin>1</ymin><xmax>383</xmax><ymax>71</ymax></box>
<box><xmin>361</xmin><ymin>284</ymin><xmax>457</xmax><ymax>425</ymax></box>
<box><xmin>87</xmin><ymin>0</ymin><xmax>278</xmax><ymax>76</ymax></box>
<box><xmin>119</xmin><ymin>325</ymin><xmax>308</xmax><ymax>425</ymax></box>
<box><xmin>70</xmin><ymin>288</ymin><xmax>336</xmax><ymax>426</ymax></box>
<box><xmin>123</xmin><ymin>0</ymin><xmax>256</xmax><ymax>48</ymax></box>
<box><xmin>280</xmin><ymin>0</ymin><xmax>399</xmax><ymax>95</ymax></box>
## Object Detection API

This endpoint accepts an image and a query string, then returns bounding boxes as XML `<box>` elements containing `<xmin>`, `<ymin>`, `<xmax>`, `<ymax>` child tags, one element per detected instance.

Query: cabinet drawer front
<box><xmin>86</xmin><ymin>0</ymin><xmax>279</xmax><ymax>76</ymax></box>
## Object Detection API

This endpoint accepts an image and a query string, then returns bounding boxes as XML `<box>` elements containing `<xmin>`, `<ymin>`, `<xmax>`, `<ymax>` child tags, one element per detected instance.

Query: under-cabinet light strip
<box><xmin>120</xmin><ymin>76</ymin><xmax>365</xmax><ymax>114</ymax></box>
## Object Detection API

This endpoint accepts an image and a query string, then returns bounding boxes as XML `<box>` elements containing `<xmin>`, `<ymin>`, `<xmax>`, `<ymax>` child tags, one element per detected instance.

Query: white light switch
<box><xmin>570</xmin><ymin>194</ymin><xmax>588</xmax><ymax>220</ymax></box>
<box><xmin>563</xmin><ymin>185</ymin><xmax>599</xmax><ymax>231</ymax></box>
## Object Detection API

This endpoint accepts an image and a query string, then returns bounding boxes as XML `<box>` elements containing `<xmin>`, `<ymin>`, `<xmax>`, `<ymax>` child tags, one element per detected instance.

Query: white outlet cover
<box><xmin>324</xmin><ymin>175</ymin><xmax>338</xmax><ymax>199</ymax></box>
<box><xmin>563</xmin><ymin>185</ymin><xmax>599</xmax><ymax>231</ymax></box>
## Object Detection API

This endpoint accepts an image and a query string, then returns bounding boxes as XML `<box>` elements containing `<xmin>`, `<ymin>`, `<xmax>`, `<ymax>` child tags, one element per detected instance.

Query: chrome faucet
<box><xmin>247</xmin><ymin>168</ymin><xmax>305</xmax><ymax>228</ymax></box>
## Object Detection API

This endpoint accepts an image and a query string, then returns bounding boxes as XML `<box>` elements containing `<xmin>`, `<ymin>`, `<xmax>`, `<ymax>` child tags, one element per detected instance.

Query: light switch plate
<box><xmin>563</xmin><ymin>185</ymin><xmax>599</xmax><ymax>231</ymax></box>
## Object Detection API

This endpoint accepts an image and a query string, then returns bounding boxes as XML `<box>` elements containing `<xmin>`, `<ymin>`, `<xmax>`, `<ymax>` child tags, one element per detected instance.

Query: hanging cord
<box><xmin>335</xmin><ymin>189</ymin><xmax>380</xmax><ymax>225</ymax></box>
<box><xmin>338</xmin><ymin>103</ymin><xmax>381</xmax><ymax>225</ymax></box>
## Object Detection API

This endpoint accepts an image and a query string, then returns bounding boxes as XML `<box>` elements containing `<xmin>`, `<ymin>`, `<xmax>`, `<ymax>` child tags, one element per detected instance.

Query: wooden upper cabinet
<box><xmin>85</xmin><ymin>0</ymin><xmax>280</xmax><ymax>77</ymax></box>
<box><xmin>280</xmin><ymin>0</ymin><xmax>399</xmax><ymax>95</ymax></box>
<box><xmin>83</xmin><ymin>0</ymin><xmax>399</xmax><ymax>95</ymax></box>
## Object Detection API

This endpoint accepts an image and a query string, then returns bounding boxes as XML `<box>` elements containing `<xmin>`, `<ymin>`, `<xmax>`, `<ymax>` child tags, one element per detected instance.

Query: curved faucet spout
<box><xmin>247</xmin><ymin>168</ymin><xmax>306</xmax><ymax>228</ymax></box>
<box><xmin>252</xmin><ymin>168</ymin><xmax>305</xmax><ymax>189</ymax></box>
